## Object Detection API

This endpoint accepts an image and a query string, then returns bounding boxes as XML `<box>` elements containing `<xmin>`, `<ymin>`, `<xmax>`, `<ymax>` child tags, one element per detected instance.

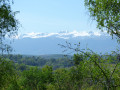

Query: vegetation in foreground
<box><xmin>0</xmin><ymin>51</ymin><xmax>120</xmax><ymax>90</ymax></box>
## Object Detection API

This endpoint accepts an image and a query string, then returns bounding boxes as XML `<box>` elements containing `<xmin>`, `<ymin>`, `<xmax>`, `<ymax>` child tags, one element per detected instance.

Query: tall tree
<box><xmin>0</xmin><ymin>0</ymin><xmax>19</xmax><ymax>53</ymax></box>
<box><xmin>84</xmin><ymin>0</ymin><xmax>120</xmax><ymax>39</ymax></box>
<box><xmin>0</xmin><ymin>1</ymin><xmax>19</xmax><ymax>88</ymax></box>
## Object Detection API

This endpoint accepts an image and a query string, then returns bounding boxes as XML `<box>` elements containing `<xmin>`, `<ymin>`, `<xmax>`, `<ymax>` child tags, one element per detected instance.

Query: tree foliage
<box><xmin>0</xmin><ymin>0</ymin><xmax>19</xmax><ymax>53</ymax></box>
<box><xmin>85</xmin><ymin>0</ymin><xmax>120</xmax><ymax>39</ymax></box>
<box><xmin>0</xmin><ymin>53</ymin><xmax>120</xmax><ymax>89</ymax></box>
<box><xmin>0</xmin><ymin>57</ymin><xmax>17</xmax><ymax>89</ymax></box>
<box><xmin>19</xmin><ymin>66</ymin><xmax>53</xmax><ymax>90</ymax></box>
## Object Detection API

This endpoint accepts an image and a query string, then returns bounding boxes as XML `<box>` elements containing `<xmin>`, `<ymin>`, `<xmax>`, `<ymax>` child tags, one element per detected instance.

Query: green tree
<box><xmin>0</xmin><ymin>0</ymin><xmax>19</xmax><ymax>54</ymax></box>
<box><xmin>42</xmin><ymin>65</ymin><xmax>53</xmax><ymax>83</ymax></box>
<box><xmin>0</xmin><ymin>1</ymin><xmax>19</xmax><ymax>89</ymax></box>
<box><xmin>53</xmin><ymin>68</ymin><xmax>70</xmax><ymax>90</ymax></box>
<box><xmin>73</xmin><ymin>53</ymin><xmax>84</xmax><ymax>66</ymax></box>
<box><xmin>0</xmin><ymin>57</ymin><xmax>18</xmax><ymax>89</ymax></box>
<box><xmin>20</xmin><ymin>67</ymin><xmax>43</xmax><ymax>90</ymax></box>
<box><xmin>73</xmin><ymin>52</ymin><xmax>120</xmax><ymax>89</ymax></box>
<box><xmin>84</xmin><ymin>0</ymin><xmax>120</xmax><ymax>39</ymax></box>
<box><xmin>20</xmin><ymin>66</ymin><xmax>53</xmax><ymax>90</ymax></box>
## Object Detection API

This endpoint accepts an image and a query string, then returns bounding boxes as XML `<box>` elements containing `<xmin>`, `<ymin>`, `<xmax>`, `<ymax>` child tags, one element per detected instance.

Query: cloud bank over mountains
<box><xmin>18</xmin><ymin>30</ymin><xmax>109</xmax><ymax>39</ymax></box>
<box><xmin>11</xmin><ymin>30</ymin><xmax>119</xmax><ymax>55</ymax></box>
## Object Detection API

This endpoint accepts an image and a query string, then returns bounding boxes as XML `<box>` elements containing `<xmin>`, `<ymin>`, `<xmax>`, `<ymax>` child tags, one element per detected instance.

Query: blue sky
<box><xmin>12</xmin><ymin>0</ymin><xmax>98</xmax><ymax>34</ymax></box>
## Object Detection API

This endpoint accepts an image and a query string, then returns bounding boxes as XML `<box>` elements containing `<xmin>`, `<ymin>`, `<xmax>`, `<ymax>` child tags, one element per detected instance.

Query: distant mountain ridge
<box><xmin>11</xmin><ymin>31</ymin><xmax>119</xmax><ymax>55</ymax></box>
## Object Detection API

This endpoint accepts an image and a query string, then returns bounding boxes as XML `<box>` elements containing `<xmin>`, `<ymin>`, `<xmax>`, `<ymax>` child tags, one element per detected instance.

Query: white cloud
<box><xmin>93</xmin><ymin>32</ymin><xmax>101</xmax><ymax>36</ymax></box>
<box><xmin>70</xmin><ymin>30</ymin><xmax>90</xmax><ymax>37</ymax></box>
<box><xmin>22</xmin><ymin>32</ymin><xmax>57</xmax><ymax>38</ymax></box>
<box><xmin>14</xmin><ymin>30</ymin><xmax>108</xmax><ymax>39</ymax></box>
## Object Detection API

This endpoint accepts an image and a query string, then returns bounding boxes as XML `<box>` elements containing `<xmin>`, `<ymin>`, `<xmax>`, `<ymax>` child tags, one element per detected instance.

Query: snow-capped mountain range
<box><xmin>11</xmin><ymin>31</ymin><xmax>119</xmax><ymax>55</ymax></box>
<box><xmin>18</xmin><ymin>30</ymin><xmax>109</xmax><ymax>39</ymax></box>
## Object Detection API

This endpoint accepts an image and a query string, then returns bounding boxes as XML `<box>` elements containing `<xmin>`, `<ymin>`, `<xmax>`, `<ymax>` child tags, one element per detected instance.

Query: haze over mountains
<box><xmin>11</xmin><ymin>31</ymin><xmax>119</xmax><ymax>55</ymax></box>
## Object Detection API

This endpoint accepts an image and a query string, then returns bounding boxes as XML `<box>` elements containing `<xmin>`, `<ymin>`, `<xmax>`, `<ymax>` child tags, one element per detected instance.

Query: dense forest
<box><xmin>3</xmin><ymin>54</ymin><xmax>74</xmax><ymax>70</ymax></box>
<box><xmin>0</xmin><ymin>0</ymin><xmax>120</xmax><ymax>90</ymax></box>
<box><xmin>1</xmin><ymin>52</ymin><xmax>120</xmax><ymax>89</ymax></box>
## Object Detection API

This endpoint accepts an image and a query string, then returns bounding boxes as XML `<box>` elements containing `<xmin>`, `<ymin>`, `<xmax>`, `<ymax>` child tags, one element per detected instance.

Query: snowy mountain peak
<box><xmin>16</xmin><ymin>30</ymin><xmax>109</xmax><ymax>39</ymax></box>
